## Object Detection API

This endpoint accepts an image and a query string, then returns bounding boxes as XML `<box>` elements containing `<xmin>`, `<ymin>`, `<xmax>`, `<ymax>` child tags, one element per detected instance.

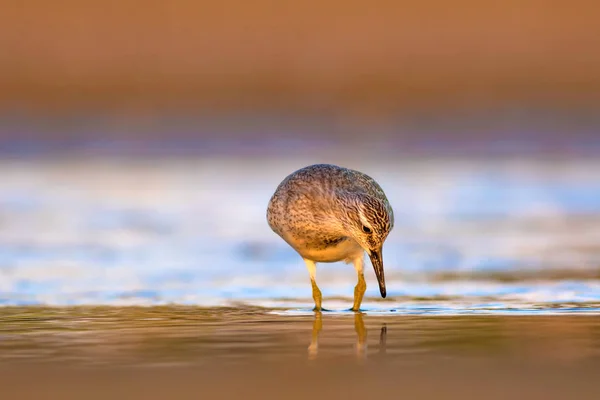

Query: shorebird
<box><xmin>267</xmin><ymin>164</ymin><xmax>394</xmax><ymax>311</ymax></box>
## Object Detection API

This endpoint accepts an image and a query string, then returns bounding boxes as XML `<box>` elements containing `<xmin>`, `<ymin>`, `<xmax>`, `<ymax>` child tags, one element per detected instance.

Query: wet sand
<box><xmin>1</xmin><ymin>307</ymin><xmax>600</xmax><ymax>399</ymax></box>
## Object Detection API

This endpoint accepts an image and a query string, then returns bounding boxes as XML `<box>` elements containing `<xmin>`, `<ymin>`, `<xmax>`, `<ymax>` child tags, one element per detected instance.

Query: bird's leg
<box><xmin>304</xmin><ymin>259</ymin><xmax>322</xmax><ymax>311</ymax></box>
<box><xmin>352</xmin><ymin>256</ymin><xmax>366</xmax><ymax>312</ymax></box>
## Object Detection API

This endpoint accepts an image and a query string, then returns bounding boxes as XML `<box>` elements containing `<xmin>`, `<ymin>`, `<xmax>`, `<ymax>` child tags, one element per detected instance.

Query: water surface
<box><xmin>1</xmin><ymin>156</ymin><xmax>599</xmax><ymax>314</ymax></box>
<box><xmin>1</xmin><ymin>307</ymin><xmax>600</xmax><ymax>399</ymax></box>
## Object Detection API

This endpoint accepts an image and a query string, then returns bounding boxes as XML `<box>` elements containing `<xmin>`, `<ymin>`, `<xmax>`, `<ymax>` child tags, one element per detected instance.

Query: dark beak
<box><xmin>369</xmin><ymin>248</ymin><xmax>386</xmax><ymax>298</ymax></box>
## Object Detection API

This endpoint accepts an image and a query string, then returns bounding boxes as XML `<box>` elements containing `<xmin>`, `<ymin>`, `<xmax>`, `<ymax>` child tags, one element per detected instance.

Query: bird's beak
<box><xmin>368</xmin><ymin>247</ymin><xmax>386</xmax><ymax>298</ymax></box>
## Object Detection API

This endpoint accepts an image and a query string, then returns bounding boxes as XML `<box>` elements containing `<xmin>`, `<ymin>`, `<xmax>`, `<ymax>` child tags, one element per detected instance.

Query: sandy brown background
<box><xmin>2</xmin><ymin>0</ymin><xmax>599</xmax><ymax>112</ymax></box>
<box><xmin>1</xmin><ymin>1</ymin><xmax>599</xmax><ymax>151</ymax></box>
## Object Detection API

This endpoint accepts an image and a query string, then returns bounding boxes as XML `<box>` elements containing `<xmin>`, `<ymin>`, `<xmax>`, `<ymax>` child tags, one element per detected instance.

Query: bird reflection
<box><xmin>308</xmin><ymin>312</ymin><xmax>387</xmax><ymax>360</ymax></box>
<box><xmin>308</xmin><ymin>311</ymin><xmax>322</xmax><ymax>359</ymax></box>
<box><xmin>379</xmin><ymin>323</ymin><xmax>387</xmax><ymax>356</ymax></box>
<box><xmin>354</xmin><ymin>312</ymin><xmax>367</xmax><ymax>359</ymax></box>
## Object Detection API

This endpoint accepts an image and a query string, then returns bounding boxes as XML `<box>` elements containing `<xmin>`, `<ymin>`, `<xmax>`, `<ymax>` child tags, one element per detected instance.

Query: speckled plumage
<box><xmin>267</xmin><ymin>164</ymin><xmax>394</xmax><ymax>311</ymax></box>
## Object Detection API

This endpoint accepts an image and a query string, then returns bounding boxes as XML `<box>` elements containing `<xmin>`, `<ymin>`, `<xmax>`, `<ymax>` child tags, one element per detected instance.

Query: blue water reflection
<box><xmin>0</xmin><ymin>157</ymin><xmax>599</xmax><ymax>311</ymax></box>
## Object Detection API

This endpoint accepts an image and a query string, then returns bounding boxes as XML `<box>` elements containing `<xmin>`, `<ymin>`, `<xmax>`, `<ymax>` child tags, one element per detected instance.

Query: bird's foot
<box><xmin>312</xmin><ymin>307</ymin><xmax>332</xmax><ymax>312</ymax></box>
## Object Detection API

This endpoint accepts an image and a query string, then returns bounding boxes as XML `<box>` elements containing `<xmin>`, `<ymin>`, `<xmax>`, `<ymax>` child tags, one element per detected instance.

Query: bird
<box><xmin>267</xmin><ymin>164</ymin><xmax>394</xmax><ymax>311</ymax></box>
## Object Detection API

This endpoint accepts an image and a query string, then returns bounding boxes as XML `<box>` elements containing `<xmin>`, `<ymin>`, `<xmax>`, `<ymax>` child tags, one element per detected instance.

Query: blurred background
<box><xmin>1</xmin><ymin>0</ymin><xmax>600</xmax><ymax>309</ymax></box>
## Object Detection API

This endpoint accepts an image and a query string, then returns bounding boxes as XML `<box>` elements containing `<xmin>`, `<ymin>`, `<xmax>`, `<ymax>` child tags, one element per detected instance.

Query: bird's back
<box><xmin>267</xmin><ymin>164</ymin><xmax>390</xmax><ymax>236</ymax></box>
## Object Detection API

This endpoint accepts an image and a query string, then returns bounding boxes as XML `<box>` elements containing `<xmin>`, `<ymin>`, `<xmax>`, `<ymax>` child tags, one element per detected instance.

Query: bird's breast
<box><xmin>283</xmin><ymin>233</ymin><xmax>364</xmax><ymax>263</ymax></box>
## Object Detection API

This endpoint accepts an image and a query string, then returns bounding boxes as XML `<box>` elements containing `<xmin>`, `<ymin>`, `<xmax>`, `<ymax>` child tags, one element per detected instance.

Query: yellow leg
<box><xmin>311</xmin><ymin>279</ymin><xmax>322</xmax><ymax>311</ymax></box>
<box><xmin>352</xmin><ymin>274</ymin><xmax>366</xmax><ymax>311</ymax></box>
<box><xmin>304</xmin><ymin>259</ymin><xmax>322</xmax><ymax>311</ymax></box>
<box><xmin>352</xmin><ymin>256</ymin><xmax>366</xmax><ymax>312</ymax></box>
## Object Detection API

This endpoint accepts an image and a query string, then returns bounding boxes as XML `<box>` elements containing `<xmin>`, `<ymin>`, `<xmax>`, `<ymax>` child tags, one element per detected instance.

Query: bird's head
<box><xmin>339</xmin><ymin>192</ymin><xmax>394</xmax><ymax>298</ymax></box>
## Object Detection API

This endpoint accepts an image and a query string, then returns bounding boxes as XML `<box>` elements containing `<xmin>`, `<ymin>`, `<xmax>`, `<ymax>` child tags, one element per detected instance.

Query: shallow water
<box><xmin>1</xmin><ymin>156</ymin><xmax>600</xmax><ymax>314</ymax></box>
<box><xmin>1</xmin><ymin>306</ymin><xmax>599</xmax><ymax>366</ymax></box>
<box><xmin>1</xmin><ymin>307</ymin><xmax>600</xmax><ymax>399</ymax></box>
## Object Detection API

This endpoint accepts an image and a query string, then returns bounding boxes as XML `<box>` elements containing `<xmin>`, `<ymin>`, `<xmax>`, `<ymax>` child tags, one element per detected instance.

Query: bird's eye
<box><xmin>362</xmin><ymin>226</ymin><xmax>372</xmax><ymax>234</ymax></box>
